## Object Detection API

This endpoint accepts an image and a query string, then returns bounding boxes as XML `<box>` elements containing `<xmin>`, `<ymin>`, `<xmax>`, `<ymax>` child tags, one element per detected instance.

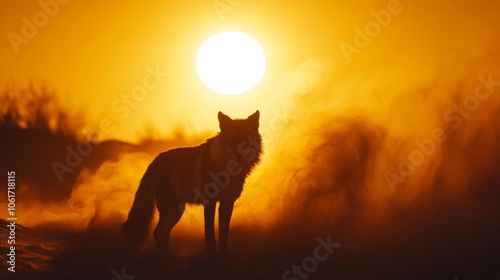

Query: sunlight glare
<box><xmin>196</xmin><ymin>31</ymin><xmax>266</xmax><ymax>95</ymax></box>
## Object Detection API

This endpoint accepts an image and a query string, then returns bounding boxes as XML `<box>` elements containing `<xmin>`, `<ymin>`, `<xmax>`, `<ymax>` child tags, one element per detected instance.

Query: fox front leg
<box><xmin>218</xmin><ymin>200</ymin><xmax>234</xmax><ymax>253</ymax></box>
<box><xmin>204</xmin><ymin>201</ymin><xmax>217</xmax><ymax>253</ymax></box>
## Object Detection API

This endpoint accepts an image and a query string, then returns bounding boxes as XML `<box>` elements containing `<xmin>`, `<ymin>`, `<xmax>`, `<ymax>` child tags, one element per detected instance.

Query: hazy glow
<box><xmin>2</xmin><ymin>0</ymin><xmax>500</xmax><ymax>268</ymax></box>
<box><xmin>196</xmin><ymin>31</ymin><xmax>266</xmax><ymax>95</ymax></box>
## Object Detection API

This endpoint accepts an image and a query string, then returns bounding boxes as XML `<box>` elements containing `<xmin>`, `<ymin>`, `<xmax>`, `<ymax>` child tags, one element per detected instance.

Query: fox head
<box><xmin>217</xmin><ymin>110</ymin><xmax>262</xmax><ymax>164</ymax></box>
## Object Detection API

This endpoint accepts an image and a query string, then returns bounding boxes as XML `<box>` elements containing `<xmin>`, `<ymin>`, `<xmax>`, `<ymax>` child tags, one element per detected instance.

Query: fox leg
<box><xmin>218</xmin><ymin>200</ymin><xmax>234</xmax><ymax>253</ymax></box>
<box><xmin>204</xmin><ymin>201</ymin><xmax>217</xmax><ymax>253</ymax></box>
<box><xmin>154</xmin><ymin>202</ymin><xmax>184</xmax><ymax>252</ymax></box>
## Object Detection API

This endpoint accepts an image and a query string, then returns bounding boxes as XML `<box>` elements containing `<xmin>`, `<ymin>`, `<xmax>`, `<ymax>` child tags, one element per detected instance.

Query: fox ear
<box><xmin>247</xmin><ymin>110</ymin><xmax>260</xmax><ymax>129</ymax></box>
<box><xmin>218</xmin><ymin>111</ymin><xmax>232</xmax><ymax>131</ymax></box>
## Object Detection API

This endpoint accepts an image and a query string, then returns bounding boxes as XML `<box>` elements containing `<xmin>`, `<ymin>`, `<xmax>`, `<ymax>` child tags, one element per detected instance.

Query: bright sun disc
<box><xmin>196</xmin><ymin>31</ymin><xmax>266</xmax><ymax>95</ymax></box>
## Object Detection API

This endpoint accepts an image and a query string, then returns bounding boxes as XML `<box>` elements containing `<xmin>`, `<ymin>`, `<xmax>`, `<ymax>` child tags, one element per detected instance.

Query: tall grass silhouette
<box><xmin>0</xmin><ymin>84</ymin><xmax>84</xmax><ymax>202</ymax></box>
<box><xmin>0</xmin><ymin>84</ymin><xmax>209</xmax><ymax>204</ymax></box>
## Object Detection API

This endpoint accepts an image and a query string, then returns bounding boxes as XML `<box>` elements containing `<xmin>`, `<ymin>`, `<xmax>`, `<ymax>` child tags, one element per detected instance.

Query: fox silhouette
<box><xmin>122</xmin><ymin>111</ymin><xmax>262</xmax><ymax>253</ymax></box>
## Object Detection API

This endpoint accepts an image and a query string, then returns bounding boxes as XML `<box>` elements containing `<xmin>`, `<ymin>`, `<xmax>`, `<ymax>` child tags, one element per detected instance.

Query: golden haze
<box><xmin>0</xmin><ymin>0</ymin><xmax>499</xmax><ymax>259</ymax></box>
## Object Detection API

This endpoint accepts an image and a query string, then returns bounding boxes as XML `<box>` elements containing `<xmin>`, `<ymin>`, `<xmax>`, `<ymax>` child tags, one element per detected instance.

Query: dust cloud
<box><xmin>1</xmin><ymin>2</ymin><xmax>499</xmax><ymax>273</ymax></box>
<box><xmin>230</xmin><ymin>47</ymin><xmax>500</xmax><ymax>269</ymax></box>
<box><xmin>7</xmin><ymin>51</ymin><xmax>499</xmax><ymax>264</ymax></box>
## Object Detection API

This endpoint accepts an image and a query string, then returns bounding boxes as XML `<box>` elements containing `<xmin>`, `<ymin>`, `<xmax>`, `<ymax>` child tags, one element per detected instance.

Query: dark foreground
<box><xmin>1</xmin><ymin>221</ymin><xmax>498</xmax><ymax>280</ymax></box>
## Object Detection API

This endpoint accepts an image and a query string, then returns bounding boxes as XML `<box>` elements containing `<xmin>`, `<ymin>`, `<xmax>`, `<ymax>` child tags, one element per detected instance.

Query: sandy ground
<box><xmin>1</xmin><ymin>218</ymin><xmax>499</xmax><ymax>280</ymax></box>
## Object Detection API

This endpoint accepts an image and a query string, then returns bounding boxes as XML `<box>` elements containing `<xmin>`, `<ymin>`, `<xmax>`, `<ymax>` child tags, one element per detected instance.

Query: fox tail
<box><xmin>121</xmin><ymin>172</ymin><xmax>155</xmax><ymax>247</ymax></box>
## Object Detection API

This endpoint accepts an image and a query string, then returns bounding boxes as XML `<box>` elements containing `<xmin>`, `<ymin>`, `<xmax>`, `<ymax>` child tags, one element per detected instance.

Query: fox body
<box><xmin>122</xmin><ymin>111</ymin><xmax>261</xmax><ymax>253</ymax></box>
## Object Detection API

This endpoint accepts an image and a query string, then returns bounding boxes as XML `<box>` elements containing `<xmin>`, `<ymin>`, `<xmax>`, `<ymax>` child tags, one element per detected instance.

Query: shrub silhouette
<box><xmin>0</xmin><ymin>84</ymin><xmax>84</xmax><ymax>202</ymax></box>
<box><xmin>0</xmin><ymin>84</ymin><xmax>207</xmax><ymax>203</ymax></box>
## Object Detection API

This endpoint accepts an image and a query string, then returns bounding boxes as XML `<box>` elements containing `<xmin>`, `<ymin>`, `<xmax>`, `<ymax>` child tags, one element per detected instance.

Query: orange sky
<box><xmin>1</xmin><ymin>0</ymin><xmax>499</xmax><ymax>141</ymax></box>
<box><xmin>2</xmin><ymin>2</ymin><xmax>500</xmax><ymax>264</ymax></box>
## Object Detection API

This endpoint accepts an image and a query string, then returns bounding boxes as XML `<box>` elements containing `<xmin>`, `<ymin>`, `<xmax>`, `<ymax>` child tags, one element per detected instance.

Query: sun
<box><xmin>196</xmin><ymin>31</ymin><xmax>266</xmax><ymax>95</ymax></box>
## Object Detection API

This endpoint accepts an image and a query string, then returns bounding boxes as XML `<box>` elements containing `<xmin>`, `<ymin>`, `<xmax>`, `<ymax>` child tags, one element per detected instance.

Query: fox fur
<box><xmin>122</xmin><ymin>111</ymin><xmax>262</xmax><ymax>253</ymax></box>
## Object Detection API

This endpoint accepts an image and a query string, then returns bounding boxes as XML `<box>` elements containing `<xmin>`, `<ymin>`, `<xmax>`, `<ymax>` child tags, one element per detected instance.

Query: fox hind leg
<box><xmin>154</xmin><ymin>202</ymin><xmax>184</xmax><ymax>252</ymax></box>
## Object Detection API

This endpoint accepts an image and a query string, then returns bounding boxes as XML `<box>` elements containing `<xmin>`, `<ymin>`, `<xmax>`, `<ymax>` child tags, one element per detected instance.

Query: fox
<box><xmin>122</xmin><ymin>110</ymin><xmax>262</xmax><ymax>253</ymax></box>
